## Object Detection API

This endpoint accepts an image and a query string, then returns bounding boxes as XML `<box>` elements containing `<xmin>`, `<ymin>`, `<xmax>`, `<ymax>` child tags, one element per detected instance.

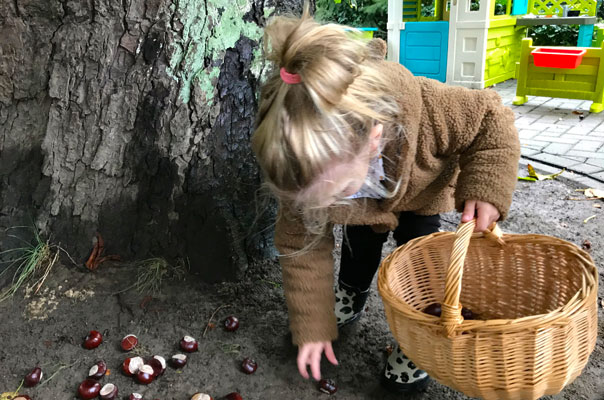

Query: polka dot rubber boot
<box><xmin>334</xmin><ymin>280</ymin><xmax>370</xmax><ymax>327</ymax></box>
<box><xmin>381</xmin><ymin>346</ymin><xmax>430</xmax><ymax>393</ymax></box>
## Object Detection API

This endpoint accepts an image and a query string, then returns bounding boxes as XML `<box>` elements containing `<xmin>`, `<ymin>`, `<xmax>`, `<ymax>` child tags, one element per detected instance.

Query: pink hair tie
<box><xmin>280</xmin><ymin>67</ymin><xmax>302</xmax><ymax>84</ymax></box>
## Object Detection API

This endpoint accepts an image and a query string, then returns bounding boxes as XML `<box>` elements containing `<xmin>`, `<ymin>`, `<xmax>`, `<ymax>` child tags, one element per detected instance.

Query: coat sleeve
<box><xmin>273</xmin><ymin>205</ymin><xmax>338</xmax><ymax>346</ymax></box>
<box><xmin>418</xmin><ymin>78</ymin><xmax>521</xmax><ymax>219</ymax></box>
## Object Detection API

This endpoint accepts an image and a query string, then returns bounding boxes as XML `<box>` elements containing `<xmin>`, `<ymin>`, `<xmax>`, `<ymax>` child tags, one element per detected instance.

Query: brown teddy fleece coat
<box><xmin>273</xmin><ymin>42</ymin><xmax>521</xmax><ymax>346</ymax></box>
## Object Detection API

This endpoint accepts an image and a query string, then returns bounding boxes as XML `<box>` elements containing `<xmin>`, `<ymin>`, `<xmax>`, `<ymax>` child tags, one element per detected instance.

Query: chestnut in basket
<box><xmin>423</xmin><ymin>303</ymin><xmax>475</xmax><ymax>320</ymax></box>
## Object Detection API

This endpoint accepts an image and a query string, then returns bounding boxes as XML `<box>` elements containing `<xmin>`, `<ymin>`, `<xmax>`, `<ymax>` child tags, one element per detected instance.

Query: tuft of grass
<box><xmin>134</xmin><ymin>257</ymin><xmax>186</xmax><ymax>295</ymax></box>
<box><xmin>0</xmin><ymin>227</ymin><xmax>61</xmax><ymax>303</ymax></box>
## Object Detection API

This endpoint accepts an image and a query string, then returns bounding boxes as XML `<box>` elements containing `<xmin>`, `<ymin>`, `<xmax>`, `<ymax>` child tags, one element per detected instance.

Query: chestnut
<box><xmin>423</xmin><ymin>302</ymin><xmax>475</xmax><ymax>319</ymax></box>
<box><xmin>223</xmin><ymin>393</ymin><xmax>243</xmax><ymax>400</ymax></box>
<box><xmin>99</xmin><ymin>383</ymin><xmax>118</xmax><ymax>400</ymax></box>
<box><xmin>191</xmin><ymin>393</ymin><xmax>214</xmax><ymax>400</ymax></box>
<box><xmin>170</xmin><ymin>354</ymin><xmax>187</xmax><ymax>368</ymax></box>
<box><xmin>122</xmin><ymin>356</ymin><xmax>144</xmax><ymax>376</ymax></box>
<box><xmin>121</xmin><ymin>334</ymin><xmax>138</xmax><ymax>351</ymax></box>
<box><xmin>78</xmin><ymin>378</ymin><xmax>101</xmax><ymax>399</ymax></box>
<box><xmin>423</xmin><ymin>303</ymin><xmax>442</xmax><ymax>317</ymax></box>
<box><xmin>240</xmin><ymin>358</ymin><xmax>257</xmax><ymax>374</ymax></box>
<box><xmin>129</xmin><ymin>394</ymin><xmax>143</xmax><ymax>400</ymax></box>
<box><xmin>223</xmin><ymin>316</ymin><xmax>239</xmax><ymax>332</ymax></box>
<box><xmin>13</xmin><ymin>396</ymin><xmax>33</xmax><ymax>400</ymax></box>
<box><xmin>318</xmin><ymin>378</ymin><xmax>337</xmax><ymax>395</ymax></box>
<box><xmin>83</xmin><ymin>330</ymin><xmax>103</xmax><ymax>349</ymax></box>
<box><xmin>88</xmin><ymin>360</ymin><xmax>107</xmax><ymax>379</ymax></box>
<box><xmin>24</xmin><ymin>366</ymin><xmax>43</xmax><ymax>387</ymax></box>
<box><xmin>136</xmin><ymin>364</ymin><xmax>155</xmax><ymax>385</ymax></box>
<box><xmin>462</xmin><ymin>307</ymin><xmax>475</xmax><ymax>320</ymax></box>
<box><xmin>180</xmin><ymin>335</ymin><xmax>198</xmax><ymax>352</ymax></box>
<box><xmin>148</xmin><ymin>355</ymin><xmax>166</xmax><ymax>377</ymax></box>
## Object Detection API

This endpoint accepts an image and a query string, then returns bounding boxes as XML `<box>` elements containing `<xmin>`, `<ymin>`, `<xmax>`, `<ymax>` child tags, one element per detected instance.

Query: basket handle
<box><xmin>440</xmin><ymin>220</ymin><xmax>504</xmax><ymax>337</ymax></box>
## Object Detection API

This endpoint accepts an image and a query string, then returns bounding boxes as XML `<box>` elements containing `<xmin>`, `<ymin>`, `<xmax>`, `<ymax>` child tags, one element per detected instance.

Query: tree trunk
<box><xmin>0</xmin><ymin>0</ymin><xmax>308</xmax><ymax>281</ymax></box>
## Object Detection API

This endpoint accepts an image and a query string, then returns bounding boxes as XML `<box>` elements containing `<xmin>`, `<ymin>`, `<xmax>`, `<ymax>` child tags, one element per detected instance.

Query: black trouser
<box><xmin>338</xmin><ymin>212</ymin><xmax>441</xmax><ymax>291</ymax></box>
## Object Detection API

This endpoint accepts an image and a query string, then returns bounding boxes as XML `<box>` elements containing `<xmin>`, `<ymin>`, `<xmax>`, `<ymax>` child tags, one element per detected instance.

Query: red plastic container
<box><xmin>531</xmin><ymin>47</ymin><xmax>586</xmax><ymax>69</ymax></box>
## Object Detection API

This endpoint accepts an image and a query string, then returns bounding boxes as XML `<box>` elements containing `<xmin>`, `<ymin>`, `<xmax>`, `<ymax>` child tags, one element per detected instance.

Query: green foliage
<box><xmin>315</xmin><ymin>0</ymin><xmax>388</xmax><ymax>39</ymax></box>
<box><xmin>494</xmin><ymin>0</ymin><xmax>508</xmax><ymax>15</ymax></box>
<box><xmin>0</xmin><ymin>227</ymin><xmax>57</xmax><ymax>302</ymax></box>
<box><xmin>134</xmin><ymin>257</ymin><xmax>186</xmax><ymax>295</ymax></box>
<box><xmin>527</xmin><ymin>25</ymin><xmax>579</xmax><ymax>46</ymax></box>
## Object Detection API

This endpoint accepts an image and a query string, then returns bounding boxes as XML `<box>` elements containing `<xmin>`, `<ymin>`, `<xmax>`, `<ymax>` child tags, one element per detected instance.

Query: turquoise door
<box><xmin>400</xmin><ymin>21</ymin><xmax>449</xmax><ymax>82</ymax></box>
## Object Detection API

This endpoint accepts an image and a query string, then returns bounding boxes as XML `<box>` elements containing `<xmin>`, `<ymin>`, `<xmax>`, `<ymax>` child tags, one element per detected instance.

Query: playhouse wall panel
<box><xmin>484</xmin><ymin>22</ymin><xmax>526</xmax><ymax>87</ymax></box>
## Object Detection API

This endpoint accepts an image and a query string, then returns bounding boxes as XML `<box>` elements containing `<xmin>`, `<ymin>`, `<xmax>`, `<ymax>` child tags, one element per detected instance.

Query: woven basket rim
<box><xmin>378</xmin><ymin>230</ymin><xmax>598</xmax><ymax>333</ymax></box>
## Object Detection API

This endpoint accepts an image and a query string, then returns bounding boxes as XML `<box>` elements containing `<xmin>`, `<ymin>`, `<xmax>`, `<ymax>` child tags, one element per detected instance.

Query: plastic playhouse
<box><xmin>387</xmin><ymin>0</ymin><xmax>601</xmax><ymax>89</ymax></box>
<box><xmin>513</xmin><ymin>38</ymin><xmax>604</xmax><ymax>112</ymax></box>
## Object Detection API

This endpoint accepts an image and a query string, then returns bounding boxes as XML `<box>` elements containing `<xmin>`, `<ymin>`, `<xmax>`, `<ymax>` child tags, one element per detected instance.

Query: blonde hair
<box><xmin>252</xmin><ymin>4</ymin><xmax>403</xmax><ymax>240</ymax></box>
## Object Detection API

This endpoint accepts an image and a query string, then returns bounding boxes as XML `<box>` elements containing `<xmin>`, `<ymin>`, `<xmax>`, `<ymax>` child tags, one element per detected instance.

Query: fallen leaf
<box><xmin>581</xmin><ymin>239</ymin><xmax>592</xmax><ymax>252</ymax></box>
<box><xmin>518</xmin><ymin>176</ymin><xmax>537</xmax><ymax>182</ymax></box>
<box><xmin>527</xmin><ymin>164</ymin><xmax>564</xmax><ymax>181</ymax></box>
<box><xmin>85</xmin><ymin>233</ymin><xmax>120</xmax><ymax>270</ymax></box>
<box><xmin>207</xmin><ymin>322</ymin><xmax>216</xmax><ymax>330</ymax></box>
<box><xmin>140</xmin><ymin>295</ymin><xmax>153</xmax><ymax>309</ymax></box>
<box><xmin>584</xmin><ymin>188</ymin><xmax>604</xmax><ymax>199</ymax></box>
<box><xmin>583</xmin><ymin>215</ymin><xmax>597</xmax><ymax>223</ymax></box>
<box><xmin>106</xmin><ymin>369</ymin><xmax>111</xmax><ymax>376</ymax></box>
<box><xmin>572</xmin><ymin>110</ymin><xmax>584</xmax><ymax>115</ymax></box>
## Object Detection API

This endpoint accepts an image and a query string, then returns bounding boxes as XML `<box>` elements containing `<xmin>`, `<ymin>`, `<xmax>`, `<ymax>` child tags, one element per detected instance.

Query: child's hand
<box><xmin>297</xmin><ymin>341</ymin><xmax>339</xmax><ymax>380</ymax></box>
<box><xmin>461</xmin><ymin>200</ymin><xmax>500</xmax><ymax>232</ymax></box>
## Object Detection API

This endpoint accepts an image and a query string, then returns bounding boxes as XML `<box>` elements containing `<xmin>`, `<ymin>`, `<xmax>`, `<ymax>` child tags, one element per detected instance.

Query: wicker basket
<box><xmin>377</xmin><ymin>220</ymin><xmax>598</xmax><ymax>400</ymax></box>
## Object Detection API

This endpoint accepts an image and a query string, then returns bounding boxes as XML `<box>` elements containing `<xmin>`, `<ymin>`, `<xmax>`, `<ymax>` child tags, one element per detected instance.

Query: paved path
<box><xmin>492</xmin><ymin>79</ymin><xmax>604</xmax><ymax>187</ymax></box>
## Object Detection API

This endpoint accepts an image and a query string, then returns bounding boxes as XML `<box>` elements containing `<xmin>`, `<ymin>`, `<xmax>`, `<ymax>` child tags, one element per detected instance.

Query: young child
<box><xmin>251</xmin><ymin>5</ymin><xmax>520</xmax><ymax>393</ymax></box>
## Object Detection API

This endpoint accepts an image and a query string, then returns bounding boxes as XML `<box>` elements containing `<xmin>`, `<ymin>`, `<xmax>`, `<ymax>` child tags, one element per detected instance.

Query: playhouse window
<box><xmin>420</xmin><ymin>0</ymin><xmax>438</xmax><ymax>18</ymax></box>
<box><xmin>469</xmin><ymin>0</ymin><xmax>480</xmax><ymax>11</ymax></box>
<box><xmin>494</xmin><ymin>0</ymin><xmax>513</xmax><ymax>15</ymax></box>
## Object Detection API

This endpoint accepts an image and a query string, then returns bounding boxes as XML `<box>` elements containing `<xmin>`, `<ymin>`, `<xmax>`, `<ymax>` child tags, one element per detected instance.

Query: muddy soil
<box><xmin>0</xmin><ymin>171</ymin><xmax>603</xmax><ymax>400</ymax></box>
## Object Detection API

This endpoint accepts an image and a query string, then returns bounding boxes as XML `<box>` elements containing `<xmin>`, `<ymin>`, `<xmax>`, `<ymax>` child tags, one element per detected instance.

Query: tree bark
<box><xmin>0</xmin><ymin>0</ymin><xmax>309</xmax><ymax>281</ymax></box>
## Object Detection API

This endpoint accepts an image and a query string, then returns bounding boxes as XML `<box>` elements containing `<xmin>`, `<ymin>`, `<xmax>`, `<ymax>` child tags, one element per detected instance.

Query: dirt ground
<box><xmin>0</xmin><ymin>168</ymin><xmax>603</xmax><ymax>400</ymax></box>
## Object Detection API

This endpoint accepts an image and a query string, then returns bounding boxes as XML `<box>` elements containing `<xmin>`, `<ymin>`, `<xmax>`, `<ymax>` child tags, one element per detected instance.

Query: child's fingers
<box><xmin>461</xmin><ymin>200</ymin><xmax>477</xmax><ymax>223</ymax></box>
<box><xmin>297</xmin><ymin>347</ymin><xmax>311</xmax><ymax>379</ymax></box>
<box><xmin>475</xmin><ymin>210</ymin><xmax>490</xmax><ymax>232</ymax></box>
<box><xmin>310</xmin><ymin>348</ymin><xmax>322</xmax><ymax>381</ymax></box>
<box><xmin>324</xmin><ymin>342</ymin><xmax>339</xmax><ymax>366</ymax></box>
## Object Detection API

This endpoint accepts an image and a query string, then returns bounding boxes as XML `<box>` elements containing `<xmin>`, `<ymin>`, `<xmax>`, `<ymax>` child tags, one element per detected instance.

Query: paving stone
<box><xmin>589</xmin><ymin>130</ymin><xmax>604</xmax><ymax>137</ymax></box>
<box><xmin>521</xmin><ymin>147</ymin><xmax>540</xmax><ymax>157</ymax></box>
<box><xmin>526</xmin><ymin>98</ymin><xmax>550</xmax><ymax>106</ymax></box>
<box><xmin>567</xmin><ymin>126</ymin><xmax>597</xmax><ymax>135</ymax></box>
<box><xmin>529</xmin><ymin>123</ymin><xmax>571</xmax><ymax>133</ymax></box>
<box><xmin>566</xmin><ymin>150</ymin><xmax>604</xmax><ymax>159</ymax></box>
<box><xmin>560</xmin><ymin>134</ymin><xmax>604</xmax><ymax>143</ymax></box>
<box><xmin>555</xmin><ymin>115</ymin><xmax>587</xmax><ymax>126</ymax></box>
<box><xmin>518</xmin><ymin>129</ymin><xmax>541</xmax><ymax>139</ymax></box>
<box><xmin>592</xmin><ymin>171</ymin><xmax>604</xmax><ymax>181</ymax></box>
<box><xmin>566</xmin><ymin>156</ymin><xmax>587</xmax><ymax>163</ymax></box>
<box><xmin>515</xmin><ymin>116</ymin><xmax>541</xmax><ymax>126</ymax></box>
<box><xmin>533</xmin><ymin>135</ymin><xmax>579</xmax><ymax>144</ymax></box>
<box><xmin>570</xmin><ymin>163</ymin><xmax>604</xmax><ymax>174</ymax></box>
<box><xmin>537</xmin><ymin>115</ymin><xmax>566</xmax><ymax>124</ymax></box>
<box><xmin>531</xmin><ymin>153</ymin><xmax>582</xmax><ymax>168</ymax></box>
<box><xmin>543</xmin><ymin>143</ymin><xmax>573</xmax><ymax>155</ymax></box>
<box><xmin>586</xmin><ymin>158</ymin><xmax>604</xmax><ymax>168</ymax></box>
<box><xmin>520</xmin><ymin>139</ymin><xmax>550</xmax><ymax>150</ymax></box>
<box><xmin>572</xmin><ymin>140</ymin><xmax>604</xmax><ymax>152</ymax></box>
